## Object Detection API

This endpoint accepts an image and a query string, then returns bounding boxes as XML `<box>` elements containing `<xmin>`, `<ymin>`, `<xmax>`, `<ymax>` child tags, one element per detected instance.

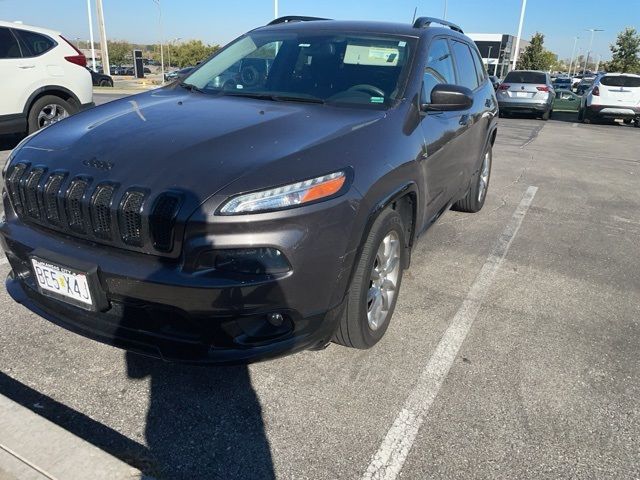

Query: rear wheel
<box><xmin>27</xmin><ymin>95</ymin><xmax>75</xmax><ymax>133</ymax></box>
<box><xmin>334</xmin><ymin>208</ymin><xmax>405</xmax><ymax>349</ymax></box>
<box><xmin>99</xmin><ymin>79</ymin><xmax>112</xmax><ymax>87</ymax></box>
<box><xmin>452</xmin><ymin>143</ymin><xmax>492</xmax><ymax>213</ymax></box>
<box><xmin>623</xmin><ymin>119</ymin><xmax>632</xmax><ymax>125</ymax></box>
<box><xmin>541</xmin><ymin>108</ymin><xmax>551</xmax><ymax>121</ymax></box>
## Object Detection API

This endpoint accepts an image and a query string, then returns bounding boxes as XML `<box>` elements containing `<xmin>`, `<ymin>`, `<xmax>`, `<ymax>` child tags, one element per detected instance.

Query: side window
<box><xmin>451</xmin><ymin>41</ymin><xmax>479</xmax><ymax>90</ymax></box>
<box><xmin>0</xmin><ymin>27</ymin><xmax>22</xmax><ymax>59</ymax></box>
<box><xmin>423</xmin><ymin>38</ymin><xmax>456</xmax><ymax>100</ymax></box>
<box><xmin>14</xmin><ymin>29</ymin><xmax>55</xmax><ymax>57</ymax></box>
<box><xmin>469</xmin><ymin>45</ymin><xmax>487</xmax><ymax>85</ymax></box>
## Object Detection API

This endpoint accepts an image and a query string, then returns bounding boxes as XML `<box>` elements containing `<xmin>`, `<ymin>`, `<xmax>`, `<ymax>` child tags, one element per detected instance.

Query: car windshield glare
<box><xmin>503</xmin><ymin>71</ymin><xmax>546</xmax><ymax>84</ymax></box>
<box><xmin>183</xmin><ymin>31</ymin><xmax>414</xmax><ymax>107</ymax></box>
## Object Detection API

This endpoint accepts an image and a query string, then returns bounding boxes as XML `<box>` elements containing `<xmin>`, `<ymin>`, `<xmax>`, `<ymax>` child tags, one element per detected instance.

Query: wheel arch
<box><xmin>22</xmin><ymin>86</ymin><xmax>82</xmax><ymax>117</ymax></box>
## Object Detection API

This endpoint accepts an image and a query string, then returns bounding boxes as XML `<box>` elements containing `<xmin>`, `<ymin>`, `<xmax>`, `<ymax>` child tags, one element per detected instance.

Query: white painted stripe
<box><xmin>363</xmin><ymin>186</ymin><xmax>539</xmax><ymax>480</ymax></box>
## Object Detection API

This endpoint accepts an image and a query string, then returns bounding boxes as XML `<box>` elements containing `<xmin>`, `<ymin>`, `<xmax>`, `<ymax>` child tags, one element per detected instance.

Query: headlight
<box><xmin>218</xmin><ymin>171</ymin><xmax>347</xmax><ymax>215</ymax></box>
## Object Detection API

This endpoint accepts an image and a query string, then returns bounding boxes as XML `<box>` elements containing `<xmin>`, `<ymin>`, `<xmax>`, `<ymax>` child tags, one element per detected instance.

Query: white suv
<box><xmin>579</xmin><ymin>73</ymin><xmax>640</xmax><ymax>126</ymax></box>
<box><xmin>0</xmin><ymin>21</ymin><xmax>93</xmax><ymax>135</ymax></box>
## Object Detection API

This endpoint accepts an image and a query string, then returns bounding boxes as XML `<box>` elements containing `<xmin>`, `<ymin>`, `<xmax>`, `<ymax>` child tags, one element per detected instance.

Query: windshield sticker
<box><xmin>344</xmin><ymin>45</ymin><xmax>400</xmax><ymax>66</ymax></box>
<box><xmin>370</xmin><ymin>97</ymin><xmax>385</xmax><ymax>104</ymax></box>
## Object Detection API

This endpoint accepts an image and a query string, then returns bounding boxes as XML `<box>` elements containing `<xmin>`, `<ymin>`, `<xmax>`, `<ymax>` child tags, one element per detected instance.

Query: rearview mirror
<box><xmin>421</xmin><ymin>84</ymin><xmax>474</xmax><ymax>112</ymax></box>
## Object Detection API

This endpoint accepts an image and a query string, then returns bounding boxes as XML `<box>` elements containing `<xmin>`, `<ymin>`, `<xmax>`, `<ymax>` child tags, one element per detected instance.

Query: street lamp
<box><xmin>512</xmin><ymin>0</ymin><xmax>528</xmax><ymax>70</ymax></box>
<box><xmin>152</xmin><ymin>0</ymin><xmax>165</xmax><ymax>82</ymax></box>
<box><xmin>443</xmin><ymin>0</ymin><xmax>448</xmax><ymax>20</ymax></box>
<box><xmin>568</xmin><ymin>36</ymin><xmax>579</xmax><ymax>78</ymax></box>
<box><xmin>583</xmin><ymin>28</ymin><xmax>603</xmax><ymax>74</ymax></box>
<box><xmin>274</xmin><ymin>0</ymin><xmax>278</xmax><ymax>18</ymax></box>
<box><xmin>86</xmin><ymin>0</ymin><xmax>97</xmax><ymax>71</ymax></box>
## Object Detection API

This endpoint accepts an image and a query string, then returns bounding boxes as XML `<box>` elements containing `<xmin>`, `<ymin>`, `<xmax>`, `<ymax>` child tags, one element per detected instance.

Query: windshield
<box><xmin>600</xmin><ymin>75</ymin><xmax>640</xmax><ymax>88</ymax></box>
<box><xmin>504</xmin><ymin>71</ymin><xmax>547</xmax><ymax>84</ymax></box>
<box><xmin>183</xmin><ymin>31</ymin><xmax>415</xmax><ymax>107</ymax></box>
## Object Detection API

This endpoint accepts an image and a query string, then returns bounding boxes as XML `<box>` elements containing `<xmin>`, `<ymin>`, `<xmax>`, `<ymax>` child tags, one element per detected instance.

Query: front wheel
<box><xmin>452</xmin><ymin>144</ymin><xmax>492</xmax><ymax>213</ymax></box>
<box><xmin>27</xmin><ymin>95</ymin><xmax>74</xmax><ymax>133</ymax></box>
<box><xmin>334</xmin><ymin>208</ymin><xmax>405</xmax><ymax>349</ymax></box>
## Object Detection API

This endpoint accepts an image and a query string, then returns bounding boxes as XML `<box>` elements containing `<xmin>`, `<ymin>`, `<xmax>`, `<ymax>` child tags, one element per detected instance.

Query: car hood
<box><xmin>18</xmin><ymin>88</ymin><xmax>385</xmax><ymax>208</ymax></box>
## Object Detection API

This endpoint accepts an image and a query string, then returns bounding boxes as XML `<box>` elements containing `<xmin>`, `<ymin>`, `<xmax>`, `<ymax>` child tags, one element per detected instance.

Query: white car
<box><xmin>0</xmin><ymin>20</ymin><xmax>93</xmax><ymax>135</ymax></box>
<box><xmin>579</xmin><ymin>73</ymin><xmax>640</xmax><ymax>126</ymax></box>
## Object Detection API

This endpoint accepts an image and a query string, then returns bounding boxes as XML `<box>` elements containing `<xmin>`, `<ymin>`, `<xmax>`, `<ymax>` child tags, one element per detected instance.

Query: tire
<box><xmin>577</xmin><ymin>108</ymin><xmax>584</xmax><ymax>122</ymax></box>
<box><xmin>27</xmin><ymin>95</ymin><xmax>75</xmax><ymax>133</ymax></box>
<box><xmin>541</xmin><ymin>109</ymin><xmax>550</xmax><ymax>121</ymax></box>
<box><xmin>334</xmin><ymin>208</ymin><xmax>406</xmax><ymax>349</ymax></box>
<box><xmin>623</xmin><ymin>119</ymin><xmax>632</xmax><ymax>125</ymax></box>
<box><xmin>452</xmin><ymin>143</ymin><xmax>492</xmax><ymax>213</ymax></box>
<box><xmin>99</xmin><ymin>79</ymin><xmax>112</xmax><ymax>87</ymax></box>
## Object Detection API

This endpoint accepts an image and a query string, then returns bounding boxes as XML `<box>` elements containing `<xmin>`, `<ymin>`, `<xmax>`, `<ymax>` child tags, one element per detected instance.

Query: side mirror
<box><xmin>421</xmin><ymin>84</ymin><xmax>474</xmax><ymax>112</ymax></box>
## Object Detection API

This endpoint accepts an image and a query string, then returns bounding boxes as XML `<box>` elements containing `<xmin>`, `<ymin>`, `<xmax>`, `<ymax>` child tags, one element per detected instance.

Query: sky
<box><xmin>1</xmin><ymin>0</ymin><xmax>639</xmax><ymax>61</ymax></box>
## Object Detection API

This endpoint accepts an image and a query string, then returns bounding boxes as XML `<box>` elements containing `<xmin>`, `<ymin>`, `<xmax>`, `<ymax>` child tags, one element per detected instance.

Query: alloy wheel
<box><xmin>37</xmin><ymin>104</ymin><xmax>69</xmax><ymax>129</ymax></box>
<box><xmin>478</xmin><ymin>150</ymin><xmax>491</xmax><ymax>202</ymax></box>
<box><xmin>367</xmin><ymin>231</ymin><xmax>401</xmax><ymax>331</ymax></box>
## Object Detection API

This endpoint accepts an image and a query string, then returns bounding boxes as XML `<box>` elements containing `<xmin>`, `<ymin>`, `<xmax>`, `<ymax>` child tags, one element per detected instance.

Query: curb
<box><xmin>0</xmin><ymin>393</ymin><xmax>150</xmax><ymax>480</ymax></box>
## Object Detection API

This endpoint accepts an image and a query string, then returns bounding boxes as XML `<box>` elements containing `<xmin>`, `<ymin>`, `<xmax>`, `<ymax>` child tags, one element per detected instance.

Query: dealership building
<box><xmin>468</xmin><ymin>33</ymin><xmax>530</xmax><ymax>78</ymax></box>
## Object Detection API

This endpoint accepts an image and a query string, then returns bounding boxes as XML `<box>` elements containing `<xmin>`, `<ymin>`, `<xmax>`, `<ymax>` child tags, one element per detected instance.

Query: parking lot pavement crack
<box><xmin>520</xmin><ymin>124</ymin><xmax>545</xmax><ymax>149</ymax></box>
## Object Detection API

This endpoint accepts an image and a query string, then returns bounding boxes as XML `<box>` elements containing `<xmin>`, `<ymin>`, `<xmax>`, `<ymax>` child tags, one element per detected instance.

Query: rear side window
<box><xmin>423</xmin><ymin>38</ymin><xmax>456</xmax><ymax>98</ymax></box>
<box><xmin>600</xmin><ymin>76</ymin><xmax>640</xmax><ymax>88</ymax></box>
<box><xmin>469</xmin><ymin>46</ymin><xmax>487</xmax><ymax>85</ymax></box>
<box><xmin>0</xmin><ymin>27</ymin><xmax>22</xmax><ymax>59</ymax></box>
<box><xmin>14</xmin><ymin>29</ymin><xmax>55</xmax><ymax>57</ymax></box>
<box><xmin>451</xmin><ymin>41</ymin><xmax>479</xmax><ymax>90</ymax></box>
<box><xmin>503</xmin><ymin>71</ymin><xmax>546</xmax><ymax>84</ymax></box>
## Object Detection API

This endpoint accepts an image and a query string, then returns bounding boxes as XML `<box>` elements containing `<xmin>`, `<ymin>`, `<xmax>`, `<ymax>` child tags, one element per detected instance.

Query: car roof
<box><xmin>601</xmin><ymin>72</ymin><xmax>640</xmax><ymax>77</ymax></box>
<box><xmin>254</xmin><ymin>19</ymin><xmax>465</xmax><ymax>39</ymax></box>
<box><xmin>0</xmin><ymin>20</ymin><xmax>61</xmax><ymax>37</ymax></box>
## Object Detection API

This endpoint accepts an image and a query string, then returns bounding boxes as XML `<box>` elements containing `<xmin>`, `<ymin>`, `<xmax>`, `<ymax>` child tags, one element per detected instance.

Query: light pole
<box><xmin>443</xmin><ymin>0</ymin><xmax>448</xmax><ymax>20</ymax></box>
<box><xmin>594</xmin><ymin>54</ymin><xmax>601</xmax><ymax>73</ymax></box>
<box><xmin>86</xmin><ymin>0</ymin><xmax>97</xmax><ymax>71</ymax></box>
<box><xmin>512</xmin><ymin>0</ymin><xmax>527</xmax><ymax>70</ymax></box>
<box><xmin>95</xmin><ymin>0</ymin><xmax>110</xmax><ymax>76</ymax></box>
<box><xmin>153</xmin><ymin>0</ymin><xmax>165</xmax><ymax>82</ymax></box>
<box><xmin>486</xmin><ymin>46</ymin><xmax>493</xmax><ymax>74</ymax></box>
<box><xmin>274</xmin><ymin>0</ymin><xmax>278</xmax><ymax>19</ymax></box>
<box><xmin>568</xmin><ymin>36</ymin><xmax>579</xmax><ymax>77</ymax></box>
<box><xmin>583</xmin><ymin>28</ymin><xmax>603</xmax><ymax>74</ymax></box>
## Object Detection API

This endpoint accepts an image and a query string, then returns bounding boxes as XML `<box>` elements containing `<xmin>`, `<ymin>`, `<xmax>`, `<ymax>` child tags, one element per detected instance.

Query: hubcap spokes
<box><xmin>367</xmin><ymin>231</ymin><xmax>401</xmax><ymax>331</ymax></box>
<box><xmin>38</xmin><ymin>104</ymin><xmax>69</xmax><ymax>129</ymax></box>
<box><xmin>478</xmin><ymin>151</ymin><xmax>491</xmax><ymax>202</ymax></box>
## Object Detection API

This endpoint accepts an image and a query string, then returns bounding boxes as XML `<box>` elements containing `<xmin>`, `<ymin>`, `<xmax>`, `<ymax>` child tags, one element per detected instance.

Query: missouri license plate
<box><xmin>31</xmin><ymin>258</ymin><xmax>93</xmax><ymax>307</ymax></box>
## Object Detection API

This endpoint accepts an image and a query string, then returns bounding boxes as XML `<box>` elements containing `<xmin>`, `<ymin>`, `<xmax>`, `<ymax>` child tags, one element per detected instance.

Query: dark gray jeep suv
<box><xmin>1</xmin><ymin>16</ymin><xmax>498</xmax><ymax>363</ymax></box>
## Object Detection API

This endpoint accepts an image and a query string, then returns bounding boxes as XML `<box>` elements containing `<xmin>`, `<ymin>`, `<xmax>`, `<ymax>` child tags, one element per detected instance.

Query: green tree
<box><xmin>107</xmin><ymin>40</ymin><xmax>133</xmax><ymax>65</ymax></box>
<box><xmin>607</xmin><ymin>27</ymin><xmax>640</xmax><ymax>73</ymax></box>
<box><xmin>170</xmin><ymin>40</ymin><xmax>219</xmax><ymax>68</ymax></box>
<box><xmin>516</xmin><ymin>32</ymin><xmax>557</xmax><ymax>71</ymax></box>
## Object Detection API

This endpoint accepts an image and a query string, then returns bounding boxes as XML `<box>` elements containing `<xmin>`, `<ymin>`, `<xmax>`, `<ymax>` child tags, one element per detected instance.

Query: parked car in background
<box><xmin>0</xmin><ymin>20</ymin><xmax>93</xmax><ymax>134</ymax></box>
<box><xmin>164</xmin><ymin>66</ymin><xmax>195</xmax><ymax>82</ymax></box>
<box><xmin>488</xmin><ymin>75</ymin><xmax>500</xmax><ymax>90</ymax></box>
<box><xmin>497</xmin><ymin>70</ymin><xmax>555</xmax><ymax>119</ymax></box>
<box><xmin>86</xmin><ymin>67</ymin><xmax>113</xmax><ymax>87</ymax></box>
<box><xmin>553</xmin><ymin>89</ymin><xmax>581</xmax><ymax>112</ymax></box>
<box><xmin>575</xmin><ymin>77</ymin><xmax>595</xmax><ymax>95</ymax></box>
<box><xmin>1</xmin><ymin>16</ymin><xmax>498</xmax><ymax>363</ymax></box>
<box><xmin>579</xmin><ymin>73</ymin><xmax>640</xmax><ymax>125</ymax></box>
<box><xmin>553</xmin><ymin>77</ymin><xmax>572</xmax><ymax>91</ymax></box>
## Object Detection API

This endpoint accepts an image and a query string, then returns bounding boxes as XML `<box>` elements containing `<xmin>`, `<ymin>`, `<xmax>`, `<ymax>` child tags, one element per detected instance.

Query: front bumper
<box><xmin>0</xmin><ymin>192</ymin><xmax>359</xmax><ymax>364</ymax></box>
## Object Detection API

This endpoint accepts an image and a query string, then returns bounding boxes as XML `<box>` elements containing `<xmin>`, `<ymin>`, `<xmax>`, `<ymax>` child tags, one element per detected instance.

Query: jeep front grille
<box><xmin>4</xmin><ymin>163</ymin><xmax>183</xmax><ymax>255</ymax></box>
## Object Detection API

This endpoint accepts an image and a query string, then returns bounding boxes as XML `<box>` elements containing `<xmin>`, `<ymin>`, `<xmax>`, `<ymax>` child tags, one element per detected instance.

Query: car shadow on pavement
<box><xmin>125</xmin><ymin>353</ymin><xmax>275</xmax><ymax>480</ymax></box>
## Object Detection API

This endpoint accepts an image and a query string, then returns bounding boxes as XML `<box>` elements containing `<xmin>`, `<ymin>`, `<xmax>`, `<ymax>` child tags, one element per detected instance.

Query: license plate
<box><xmin>516</xmin><ymin>91</ymin><xmax>529</xmax><ymax>97</ymax></box>
<box><xmin>31</xmin><ymin>258</ymin><xmax>93</xmax><ymax>307</ymax></box>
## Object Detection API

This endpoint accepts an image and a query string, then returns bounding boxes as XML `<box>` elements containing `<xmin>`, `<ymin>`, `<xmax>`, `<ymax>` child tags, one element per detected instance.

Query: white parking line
<box><xmin>362</xmin><ymin>186</ymin><xmax>539</xmax><ymax>480</ymax></box>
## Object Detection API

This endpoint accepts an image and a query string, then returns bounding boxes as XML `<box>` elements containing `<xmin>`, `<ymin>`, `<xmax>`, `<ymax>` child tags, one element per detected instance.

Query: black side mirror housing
<box><xmin>421</xmin><ymin>84</ymin><xmax>474</xmax><ymax>112</ymax></box>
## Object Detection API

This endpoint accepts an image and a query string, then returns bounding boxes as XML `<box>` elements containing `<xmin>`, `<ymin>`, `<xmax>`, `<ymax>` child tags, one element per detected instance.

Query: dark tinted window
<box><xmin>423</xmin><ymin>38</ymin><xmax>456</xmax><ymax>99</ymax></box>
<box><xmin>451</xmin><ymin>41</ymin><xmax>479</xmax><ymax>90</ymax></box>
<box><xmin>503</xmin><ymin>71</ymin><xmax>547</xmax><ymax>84</ymax></box>
<box><xmin>469</xmin><ymin>45</ymin><xmax>487</xmax><ymax>85</ymax></box>
<box><xmin>14</xmin><ymin>29</ymin><xmax>55</xmax><ymax>57</ymax></box>
<box><xmin>600</xmin><ymin>75</ymin><xmax>640</xmax><ymax>88</ymax></box>
<box><xmin>0</xmin><ymin>27</ymin><xmax>21</xmax><ymax>59</ymax></box>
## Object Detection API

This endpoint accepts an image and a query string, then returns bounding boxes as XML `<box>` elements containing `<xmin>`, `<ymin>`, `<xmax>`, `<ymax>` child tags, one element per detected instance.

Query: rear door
<box><xmin>599</xmin><ymin>75</ymin><xmax>640</xmax><ymax>108</ymax></box>
<box><xmin>0</xmin><ymin>27</ymin><xmax>25</xmax><ymax>116</ymax></box>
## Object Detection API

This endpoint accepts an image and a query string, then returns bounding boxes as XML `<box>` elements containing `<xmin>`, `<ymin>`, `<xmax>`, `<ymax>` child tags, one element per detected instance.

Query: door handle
<box><xmin>18</xmin><ymin>65</ymin><xmax>35</xmax><ymax>69</ymax></box>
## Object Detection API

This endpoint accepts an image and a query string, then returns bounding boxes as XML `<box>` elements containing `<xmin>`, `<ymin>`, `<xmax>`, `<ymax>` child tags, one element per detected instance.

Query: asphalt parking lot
<box><xmin>0</xmin><ymin>98</ymin><xmax>639</xmax><ymax>480</ymax></box>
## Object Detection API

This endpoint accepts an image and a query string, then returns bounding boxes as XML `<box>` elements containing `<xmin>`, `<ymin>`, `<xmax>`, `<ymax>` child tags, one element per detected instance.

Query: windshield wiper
<box><xmin>220</xmin><ymin>91</ymin><xmax>326</xmax><ymax>104</ymax></box>
<box><xmin>179</xmin><ymin>82</ymin><xmax>205</xmax><ymax>94</ymax></box>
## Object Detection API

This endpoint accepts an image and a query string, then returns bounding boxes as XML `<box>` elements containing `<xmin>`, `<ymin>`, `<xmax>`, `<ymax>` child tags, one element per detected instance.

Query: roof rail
<box><xmin>267</xmin><ymin>16</ymin><xmax>331</xmax><ymax>26</ymax></box>
<box><xmin>413</xmin><ymin>17</ymin><xmax>463</xmax><ymax>34</ymax></box>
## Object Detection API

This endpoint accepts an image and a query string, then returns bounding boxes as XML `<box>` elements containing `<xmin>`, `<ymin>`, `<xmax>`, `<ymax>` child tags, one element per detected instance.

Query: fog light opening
<box><xmin>267</xmin><ymin>312</ymin><xmax>284</xmax><ymax>327</ymax></box>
